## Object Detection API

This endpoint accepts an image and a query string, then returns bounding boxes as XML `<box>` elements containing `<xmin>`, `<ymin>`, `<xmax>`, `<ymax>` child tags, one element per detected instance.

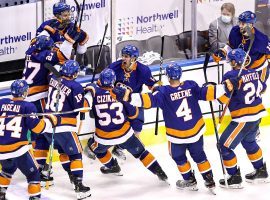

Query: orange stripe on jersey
<box><xmin>96</xmin><ymin>121</ymin><xmax>131</xmax><ymax>139</ymax></box>
<box><xmin>70</xmin><ymin>160</ymin><xmax>83</xmax><ymax>170</ymax></box>
<box><xmin>28</xmin><ymin>85</ymin><xmax>48</xmax><ymax>95</ymax></box>
<box><xmin>260</xmin><ymin>67</ymin><xmax>267</xmax><ymax>82</ymax></box>
<box><xmin>44</xmin><ymin>25</ymin><xmax>56</xmax><ymax>34</ymax></box>
<box><xmin>230</xmin><ymin>104</ymin><xmax>265</xmax><ymax>118</ymax></box>
<box><xmin>61</xmin><ymin>117</ymin><xmax>77</xmax><ymax>125</ymax></box>
<box><xmin>31</xmin><ymin>119</ymin><xmax>45</xmax><ymax>134</ymax></box>
<box><xmin>206</xmin><ymin>85</ymin><xmax>215</xmax><ymax>101</ymax></box>
<box><xmin>166</xmin><ymin>118</ymin><xmax>205</xmax><ymax>138</ymax></box>
<box><xmin>178</xmin><ymin>161</ymin><xmax>191</xmax><ymax>174</ymax></box>
<box><xmin>223</xmin><ymin>157</ymin><xmax>237</xmax><ymax>168</ymax></box>
<box><xmin>0</xmin><ymin>141</ymin><xmax>29</xmax><ymax>153</ymax></box>
<box><xmin>218</xmin><ymin>94</ymin><xmax>229</xmax><ymax>104</ymax></box>
<box><xmin>99</xmin><ymin>151</ymin><xmax>113</xmax><ymax>164</ymax></box>
<box><xmin>40</xmin><ymin>98</ymin><xmax>46</xmax><ymax>111</ymax></box>
<box><xmin>250</xmin><ymin>55</ymin><xmax>267</xmax><ymax>69</ymax></box>
<box><xmin>28</xmin><ymin>183</ymin><xmax>41</xmax><ymax>195</ymax></box>
<box><xmin>59</xmin><ymin>153</ymin><xmax>70</xmax><ymax>162</ymax></box>
<box><xmin>56</xmin><ymin>49</ymin><xmax>68</xmax><ymax>64</ymax></box>
<box><xmin>141</xmin><ymin>94</ymin><xmax>151</xmax><ymax>109</ymax></box>
<box><xmin>34</xmin><ymin>149</ymin><xmax>48</xmax><ymax>159</ymax></box>
<box><xmin>141</xmin><ymin>153</ymin><xmax>155</xmax><ymax>168</ymax></box>
<box><xmin>197</xmin><ymin>161</ymin><xmax>211</xmax><ymax>173</ymax></box>
<box><xmin>80</xmin><ymin>100</ymin><xmax>90</xmax><ymax>113</ymax></box>
<box><xmin>224</xmin><ymin>123</ymin><xmax>245</xmax><ymax>148</ymax></box>
<box><xmin>248</xmin><ymin>148</ymin><xmax>263</xmax><ymax>162</ymax></box>
<box><xmin>71</xmin><ymin>132</ymin><xmax>83</xmax><ymax>153</ymax></box>
<box><xmin>128</xmin><ymin>107</ymin><xmax>139</xmax><ymax>119</ymax></box>
<box><xmin>0</xmin><ymin>176</ymin><xmax>11</xmax><ymax>186</ymax></box>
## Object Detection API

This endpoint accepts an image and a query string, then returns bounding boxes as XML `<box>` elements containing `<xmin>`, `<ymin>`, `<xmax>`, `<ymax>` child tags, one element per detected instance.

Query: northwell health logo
<box><xmin>0</xmin><ymin>32</ymin><xmax>32</xmax><ymax>56</ymax></box>
<box><xmin>117</xmin><ymin>9</ymin><xmax>179</xmax><ymax>39</ymax></box>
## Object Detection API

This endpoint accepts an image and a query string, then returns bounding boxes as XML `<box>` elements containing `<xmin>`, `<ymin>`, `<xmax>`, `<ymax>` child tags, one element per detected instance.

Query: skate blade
<box><xmin>207</xmin><ymin>187</ymin><xmax>216</xmax><ymax>195</ymax></box>
<box><xmin>246</xmin><ymin>178</ymin><xmax>270</xmax><ymax>184</ymax></box>
<box><xmin>176</xmin><ymin>185</ymin><xmax>198</xmax><ymax>191</ymax></box>
<box><xmin>219</xmin><ymin>183</ymin><xmax>243</xmax><ymax>189</ymax></box>
<box><xmin>102</xmin><ymin>172</ymin><xmax>123</xmax><ymax>176</ymax></box>
<box><xmin>76</xmin><ymin>191</ymin><xmax>91</xmax><ymax>200</ymax></box>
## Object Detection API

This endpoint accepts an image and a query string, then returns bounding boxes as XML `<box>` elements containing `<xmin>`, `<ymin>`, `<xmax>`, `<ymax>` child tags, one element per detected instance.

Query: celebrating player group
<box><xmin>0</xmin><ymin>2</ymin><xmax>269</xmax><ymax>200</ymax></box>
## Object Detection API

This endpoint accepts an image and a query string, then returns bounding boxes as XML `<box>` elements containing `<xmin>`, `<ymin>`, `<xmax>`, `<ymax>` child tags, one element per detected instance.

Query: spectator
<box><xmin>209</xmin><ymin>3</ymin><xmax>237</xmax><ymax>51</ymax></box>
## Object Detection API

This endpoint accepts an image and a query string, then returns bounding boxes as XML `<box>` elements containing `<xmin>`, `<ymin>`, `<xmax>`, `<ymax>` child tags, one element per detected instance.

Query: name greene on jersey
<box><xmin>241</xmin><ymin>72</ymin><xmax>259</xmax><ymax>83</ymax></box>
<box><xmin>49</xmin><ymin>78</ymin><xmax>71</xmax><ymax>96</ymax></box>
<box><xmin>170</xmin><ymin>89</ymin><xmax>192</xmax><ymax>101</ymax></box>
<box><xmin>1</xmin><ymin>104</ymin><xmax>21</xmax><ymax>113</ymax></box>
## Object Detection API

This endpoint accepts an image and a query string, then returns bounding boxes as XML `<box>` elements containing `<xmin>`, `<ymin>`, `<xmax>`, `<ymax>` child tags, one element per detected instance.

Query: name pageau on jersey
<box><xmin>129</xmin><ymin>81</ymin><xmax>226</xmax><ymax>144</ymax></box>
<box><xmin>84</xmin><ymin>84</ymin><xmax>139</xmax><ymax>145</ymax></box>
<box><xmin>225</xmin><ymin>26</ymin><xmax>270</xmax><ymax>81</ymax></box>
<box><xmin>218</xmin><ymin>69</ymin><xmax>267</xmax><ymax>122</ymax></box>
<box><xmin>108</xmin><ymin>60</ymin><xmax>157</xmax><ymax>92</ymax></box>
<box><xmin>0</xmin><ymin>99</ymin><xmax>53</xmax><ymax>160</ymax></box>
<box><xmin>45</xmin><ymin>74</ymin><xmax>87</xmax><ymax>133</ymax></box>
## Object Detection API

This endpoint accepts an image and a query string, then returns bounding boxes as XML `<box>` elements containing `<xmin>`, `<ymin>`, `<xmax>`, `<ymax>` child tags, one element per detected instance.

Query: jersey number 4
<box><xmin>176</xmin><ymin>98</ymin><xmax>192</xmax><ymax>121</ymax></box>
<box><xmin>0</xmin><ymin>113</ymin><xmax>22</xmax><ymax>138</ymax></box>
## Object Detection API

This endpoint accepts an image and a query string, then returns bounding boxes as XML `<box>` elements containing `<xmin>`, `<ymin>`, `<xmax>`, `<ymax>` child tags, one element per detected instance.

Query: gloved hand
<box><xmin>111</xmin><ymin>86</ymin><xmax>131</xmax><ymax>102</ymax></box>
<box><xmin>45</xmin><ymin>114</ymin><xmax>60</xmax><ymax>128</ymax></box>
<box><xmin>116</xmin><ymin>82</ymin><xmax>133</xmax><ymax>93</ymax></box>
<box><xmin>212</xmin><ymin>49</ymin><xmax>226</xmax><ymax>63</ymax></box>
<box><xmin>223</xmin><ymin>76</ymin><xmax>241</xmax><ymax>94</ymax></box>
<box><xmin>84</xmin><ymin>83</ymin><xmax>96</xmax><ymax>92</ymax></box>
<box><xmin>64</xmin><ymin>26</ymin><xmax>82</xmax><ymax>44</ymax></box>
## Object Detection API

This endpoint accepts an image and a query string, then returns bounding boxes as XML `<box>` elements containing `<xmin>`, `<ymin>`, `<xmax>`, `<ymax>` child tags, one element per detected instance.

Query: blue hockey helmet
<box><xmin>121</xmin><ymin>45</ymin><xmax>139</xmax><ymax>58</ymax></box>
<box><xmin>35</xmin><ymin>36</ymin><xmax>54</xmax><ymax>51</ymax></box>
<box><xmin>165</xmin><ymin>63</ymin><xmax>182</xmax><ymax>80</ymax></box>
<box><xmin>53</xmin><ymin>2</ymin><xmax>70</xmax><ymax>15</ymax></box>
<box><xmin>61</xmin><ymin>60</ymin><xmax>80</xmax><ymax>77</ymax></box>
<box><xmin>11</xmin><ymin>79</ymin><xmax>29</xmax><ymax>98</ymax></box>
<box><xmin>227</xmin><ymin>48</ymin><xmax>247</xmax><ymax>65</ymax></box>
<box><xmin>238</xmin><ymin>11</ymin><xmax>256</xmax><ymax>24</ymax></box>
<box><xmin>98</xmin><ymin>68</ymin><xmax>116</xmax><ymax>87</ymax></box>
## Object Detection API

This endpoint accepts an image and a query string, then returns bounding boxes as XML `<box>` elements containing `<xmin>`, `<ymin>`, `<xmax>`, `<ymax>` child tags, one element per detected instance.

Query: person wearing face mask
<box><xmin>208</xmin><ymin>3</ymin><xmax>237</xmax><ymax>52</ymax></box>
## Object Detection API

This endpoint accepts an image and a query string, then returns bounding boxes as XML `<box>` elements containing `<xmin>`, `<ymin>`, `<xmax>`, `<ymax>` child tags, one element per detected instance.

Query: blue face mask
<box><xmin>221</xmin><ymin>15</ymin><xmax>232</xmax><ymax>23</ymax></box>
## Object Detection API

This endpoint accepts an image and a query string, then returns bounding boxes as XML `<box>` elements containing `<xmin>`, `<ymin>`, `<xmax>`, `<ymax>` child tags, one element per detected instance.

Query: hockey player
<box><xmin>108</xmin><ymin>45</ymin><xmax>158</xmax><ymax>160</ymax></box>
<box><xmin>213</xmin><ymin>11</ymin><xmax>270</xmax><ymax>83</ymax></box>
<box><xmin>22</xmin><ymin>34</ymin><xmax>78</xmax><ymax>186</ymax></box>
<box><xmin>84</xmin><ymin>68</ymin><xmax>168</xmax><ymax>182</ymax></box>
<box><xmin>217</xmin><ymin>48</ymin><xmax>268</xmax><ymax>188</ymax></box>
<box><xmin>111</xmin><ymin>63</ymin><xmax>240</xmax><ymax>192</ymax></box>
<box><xmin>36</xmin><ymin>2</ymin><xmax>89</xmax><ymax>66</ymax></box>
<box><xmin>0</xmin><ymin>79</ymin><xmax>58</xmax><ymax>200</ymax></box>
<box><xmin>43</xmin><ymin>60</ymin><xmax>91</xmax><ymax>199</ymax></box>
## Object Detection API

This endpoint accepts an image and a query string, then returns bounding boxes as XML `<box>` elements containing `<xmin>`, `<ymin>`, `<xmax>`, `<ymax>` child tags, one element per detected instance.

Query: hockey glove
<box><xmin>212</xmin><ymin>48</ymin><xmax>226</xmax><ymax>63</ymax></box>
<box><xmin>223</xmin><ymin>76</ymin><xmax>241</xmax><ymax>94</ymax></box>
<box><xmin>111</xmin><ymin>86</ymin><xmax>131</xmax><ymax>102</ymax></box>
<box><xmin>45</xmin><ymin>114</ymin><xmax>60</xmax><ymax>128</ymax></box>
<box><xmin>64</xmin><ymin>26</ymin><xmax>81</xmax><ymax>44</ymax></box>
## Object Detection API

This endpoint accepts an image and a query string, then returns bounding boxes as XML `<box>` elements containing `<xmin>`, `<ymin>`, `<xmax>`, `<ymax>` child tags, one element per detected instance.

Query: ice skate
<box><xmin>219</xmin><ymin>168</ymin><xmax>243</xmax><ymax>189</ymax></box>
<box><xmin>176</xmin><ymin>171</ymin><xmax>198</xmax><ymax>191</ymax></box>
<box><xmin>74</xmin><ymin>177</ymin><xmax>91</xmax><ymax>200</ymax></box>
<box><xmin>100</xmin><ymin>159</ymin><xmax>123</xmax><ymax>176</ymax></box>
<box><xmin>204</xmin><ymin>173</ymin><xmax>216</xmax><ymax>195</ymax></box>
<box><xmin>245</xmin><ymin>163</ymin><xmax>269</xmax><ymax>183</ymax></box>
<box><xmin>112</xmin><ymin>146</ymin><xmax>126</xmax><ymax>161</ymax></box>
<box><xmin>154</xmin><ymin>165</ymin><xmax>170</xmax><ymax>185</ymax></box>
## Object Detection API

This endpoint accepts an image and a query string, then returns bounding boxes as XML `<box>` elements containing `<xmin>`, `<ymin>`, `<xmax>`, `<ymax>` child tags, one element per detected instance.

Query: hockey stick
<box><xmin>0</xmin><ymin>107</ymin><xmax>91</xmax><ymax>119</ymax></box>
<box><xmin>154</xmin><ymin>28</ymin><xmax>164</xmax><ymax>135</ymax></box>
<box><xmin>91</xmin><ymin>17</ymin><xmax>109</xmax><ymax>83</ymax></box>
<box><xmin>219</xmin><ymin>27</ymin><xmax>255</xmax><ymax>124</ymax></box>
<box><xmin>203</xmin><ymin>53</ymin><xmax>228</xmax><ymax>188</ymax></box>
<box><xmin>73</xmin><ymin>0</ymin><xmax>81</xmax><ymax>30</ymax></box>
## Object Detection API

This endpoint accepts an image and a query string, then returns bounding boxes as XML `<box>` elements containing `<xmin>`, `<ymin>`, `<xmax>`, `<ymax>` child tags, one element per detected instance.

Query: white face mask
<box><xmin>221</xmin><ymin>15</ymin><xmax>232</xmax><ymax>23</ymax></box>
